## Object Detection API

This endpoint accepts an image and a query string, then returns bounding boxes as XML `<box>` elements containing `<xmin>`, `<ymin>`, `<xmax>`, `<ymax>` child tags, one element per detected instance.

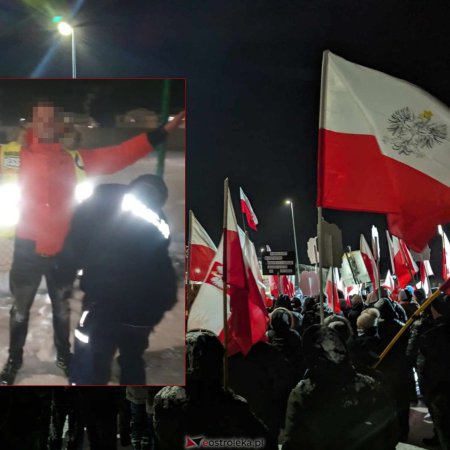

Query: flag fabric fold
<box><xmin>326</xmin><ymin>267</ymin><xmax>342</xmax><ymax>313</ymax></box>
<box><xmin>189</xmin><ymin>212</ymin><xmax>217</xmax><ymax>283</ymax></box>
<box><xmin>442</xmin><ymin>229</ymin><xmax>450</xmax><ymax>281</ymax></box>
<box><xmin>187</xmin><ymin>186</ymin><xmax>268</xmax><ymax>355</ymax></box>
<box><xmin>240</xmin><ymin>187</ymin><xmax>258</xmax><ymax>231</ymax></box>
<box><xmin>360</xmin><ymin>234</ymin><xmax>379</xmax><ymax>289</ymax></box>
<box><xmin>317</xmin><ymin>51</ymin><xmax>450</xmax><ymax>251</ymax></box>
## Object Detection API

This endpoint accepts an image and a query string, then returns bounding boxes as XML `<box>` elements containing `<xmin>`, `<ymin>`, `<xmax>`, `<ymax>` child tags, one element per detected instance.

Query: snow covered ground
<box><xmin>0</xmin><ymin>150</ymin><xmax>185</xmax><ymax>385</ymax></box>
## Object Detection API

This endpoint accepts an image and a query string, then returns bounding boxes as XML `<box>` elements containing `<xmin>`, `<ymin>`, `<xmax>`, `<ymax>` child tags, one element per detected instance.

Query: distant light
<box><xmin>58</xmin><ymin>22</ymin><xmax>73</xmax><ymax>36</ymax></box>
<box><xmin>285</xmin><ymin>200</ymin><xmax>292</xmax><ymax>205</ymax></box>
<box><xmin>52</xmin><ymin>16</ymin><xmax>63</xmax><ymax>23</ymax></box>
<box><xmin>260</xmin><ymin>247</ymin><xmax>265</xmax><ymax>253</ymax></box>
<box><xmin>87</xmin><ymin>125</ymin><xmax>93</xmax><ymax>128</ymax></box>
<box><xmin>19</xmin><ymin>118</ymin><xmax>26</xmax><ymax>122</ymax></box>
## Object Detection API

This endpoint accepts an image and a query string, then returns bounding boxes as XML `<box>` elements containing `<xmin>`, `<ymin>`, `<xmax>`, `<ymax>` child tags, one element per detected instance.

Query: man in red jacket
<box><xmin>0</xmin><ymin>100</ymin><xmax>184</xmax><ymax>385</ymax></box>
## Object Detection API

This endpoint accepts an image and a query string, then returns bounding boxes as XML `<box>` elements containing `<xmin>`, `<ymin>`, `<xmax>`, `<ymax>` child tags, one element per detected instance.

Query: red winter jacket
<box><xmin>16</xmin><ymin>133</ymin><xmax>153</xmax><ymax>255</ymax></box>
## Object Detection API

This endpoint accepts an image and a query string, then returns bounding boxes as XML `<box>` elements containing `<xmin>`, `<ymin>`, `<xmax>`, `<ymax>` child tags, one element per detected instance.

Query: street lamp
<box><xmin>285</xmin><ymin>200</ymin><xmax>301</xmax><ymax>289</ymax></box>
<box><xmin>56</xmin><ymin>21</ymin><xmax>76</xmax><ymax>78</ymax></box>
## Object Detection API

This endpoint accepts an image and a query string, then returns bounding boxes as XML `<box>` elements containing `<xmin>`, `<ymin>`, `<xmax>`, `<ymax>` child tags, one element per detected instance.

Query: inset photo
<box><xmin>0</xmin><ymin>78</ymin><xmax>185</xmax><ymax>386</ymax></box>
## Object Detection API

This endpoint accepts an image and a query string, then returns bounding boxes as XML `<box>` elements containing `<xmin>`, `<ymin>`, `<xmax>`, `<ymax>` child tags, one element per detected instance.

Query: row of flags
<box><xmin>187</xmin><ymin>49</ymin><xmax>450</xmax><ymax>357</ymax></box>
<box><xmin>187</xmin><ymin>183</ymin><xmax>268</xmax><ymax>356</ymax></box>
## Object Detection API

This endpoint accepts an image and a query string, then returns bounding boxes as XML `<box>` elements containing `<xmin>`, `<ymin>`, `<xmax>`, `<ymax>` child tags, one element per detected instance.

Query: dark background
<box><xmin>0</xmin><ymin>0</ymin><xmax>449</xmax><ymax>279</ymax></box>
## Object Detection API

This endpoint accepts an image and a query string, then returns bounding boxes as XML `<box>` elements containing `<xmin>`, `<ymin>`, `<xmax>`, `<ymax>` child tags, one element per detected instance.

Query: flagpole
<box><xmin>241</xmin><ymin>211</ymin><xmax>247</xmax><ymax>233</ymax></box>
<box><xmin>373</xmin><ymin>277</ymin><xmax>450</xmax><ymax>369</ymax></box>
<box><xmin>187</xmin><ymin>210</ymin><xmax>193</xmax><ymax>288</ymax></box>
<box><xmin>222</xmin><ymin>178</ymin><xmax>229</xmax><ymax>390</ymax></box>
<box><xmin>317</xmin><ymin>51</ymin><xmax>329</xmax><ymax>325</ymax></box>
<box><xmin>318</xmin><ymin>207</ymin><xmax>324</xmax><ymax>323</ymax></box>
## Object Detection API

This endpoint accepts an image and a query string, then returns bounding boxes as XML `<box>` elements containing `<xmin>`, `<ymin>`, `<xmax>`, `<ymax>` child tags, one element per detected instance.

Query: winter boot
<box><xmin>0</xmin><ymin>358</ymin><xmax>23</xmax><ymax>385</ymax></box>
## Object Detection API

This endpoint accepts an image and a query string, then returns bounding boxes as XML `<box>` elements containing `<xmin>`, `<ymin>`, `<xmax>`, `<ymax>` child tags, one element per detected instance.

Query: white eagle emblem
<box><xmin>383</xmin><ymin>108</ymin><xmax>447</xmax><ymax>157</ymax></box>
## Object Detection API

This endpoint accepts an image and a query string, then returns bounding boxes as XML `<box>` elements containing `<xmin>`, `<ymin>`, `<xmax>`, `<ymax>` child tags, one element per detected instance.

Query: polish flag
<box><xmin>440</xmin><ymin>227</ymin><xmax>450</xmax><ymax>281</ymax></box>
<box><xmin>326</xmin><ymin>267</ymin><xmax>342</xmax><ymax>313</ymax></box>
<box><xmin>360</xmin><ymin>234</ymin><xmax>379</xmax><ymax>289</ymax></box>
<box><xmin>386</xmin><ymin>232</ymin><xmax>418</xmax><ymax>288</ymax></box>
<box><xmin>240</xmin><ymin>187</ymin><xmax>258</xmax><ymax>231</ymax></box>
<box><xmin>382</xmin><ymin>270</ymin><xmax>395</xmax><ymax>292</ymax></box>
<box><xmin>419</xmin><ymin>261</ymin><xmax>433</xmax><ymax>295</ymax></box>
<box><xmin>187</xmin><ymin>186</ymin><xmax>269</xmax><ymax>355</ymax></box>
<box><xmin>317</xmin><ymin>51</ymin><xmax>450</xmax><ymax>251</ymax></box>
<box><xmin>189</xmin><ymin>212</ymin><xmax>217</xmax><ymax>282</ymax></box>
<box><xmin>268</xmin><ymin>275</ymin><xmax>295</xmax><ymax>298</ymax></box>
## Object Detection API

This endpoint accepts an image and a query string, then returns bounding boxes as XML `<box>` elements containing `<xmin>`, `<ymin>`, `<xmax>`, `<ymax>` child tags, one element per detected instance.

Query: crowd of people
<box><xmin>1</xmin><ymin>284</ymin><xmax>448</xmax><ymax>449</ymax></box>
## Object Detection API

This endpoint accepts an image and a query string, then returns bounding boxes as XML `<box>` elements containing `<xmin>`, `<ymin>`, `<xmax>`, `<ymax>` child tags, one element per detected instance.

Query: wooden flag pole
<box><xmin>318</xmin><ymin>207</ymin><xmax>325</xmax><ymax>324</ymax></box>
<box><xmin>373</xmin><ymin>278</ymin><xmax>450</xmax><ymax>369</ymax></box>
<box><xmin>317</xmin><ymin>51</ymin><xmax>329</xmax><ymax>325</ymax></box>
<box><xmin>222</xmin><ymin>178</ymin><xmax>229</xmax><ymax>390</ymax></box>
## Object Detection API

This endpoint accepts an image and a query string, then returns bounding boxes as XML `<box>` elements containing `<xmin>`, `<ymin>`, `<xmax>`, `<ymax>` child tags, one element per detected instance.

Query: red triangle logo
<box><xmin>185</xmin><ymin>436</ymin><xmax>199</xmax><ymax>448</ymax></box>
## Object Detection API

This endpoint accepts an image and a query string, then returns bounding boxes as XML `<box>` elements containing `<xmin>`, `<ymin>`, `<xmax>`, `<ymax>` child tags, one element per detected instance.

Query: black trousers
<box><xmin>8</xmin><ymin>238</ymin><xmax>72</xmax><ymax>361</ymax></box>
<box><xmin>72</xmin><ymin>313</ymin><xmax>152</xmax><ymax>385</ymax></box>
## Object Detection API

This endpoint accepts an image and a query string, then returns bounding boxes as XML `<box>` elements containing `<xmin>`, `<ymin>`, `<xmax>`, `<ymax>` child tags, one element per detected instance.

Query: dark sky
<box><xmin>1</xmin><ymin>0</ymin><xmax>449</xmax><ymax>277</ymax></box>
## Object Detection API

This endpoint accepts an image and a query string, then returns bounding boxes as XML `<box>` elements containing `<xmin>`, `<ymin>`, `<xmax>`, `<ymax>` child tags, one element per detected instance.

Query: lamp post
<box><xmin>285</xmin><ymin>200</ymin><xmax>301</xmax><ymax>288</ymax></box>
<box><xmin>57</xmin><ymin>21</ymin><xmax>76</xmax><ymax>78</ymax></box>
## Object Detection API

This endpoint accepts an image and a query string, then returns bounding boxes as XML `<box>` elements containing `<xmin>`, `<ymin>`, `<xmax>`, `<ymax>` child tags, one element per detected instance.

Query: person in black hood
<box><xmin>282</xmin><ymin>325</ymin><xmax>398</xmax><ymax>450</ymax></box>
<box><xmin>57</xmin><ymin>174</ymin><xmax>177</xmax><ymax>385</ymax></box>
<box><xmin>153</xmin><ymin>331</ymin><xmax>278</xmax><ymax>450</ymax></box>
<box><xmin>374</xmin><ymin>297</ymin><xmax>410</xmax><ymax>442</ymax></box>
<box><xmin>267</xmin><ymin>307</ymin><xmax>304</xmax><ymax>379</ymax></box>
<box><xmin>418</xmin><ymin>294</ymin><xmax>450</xmax><ymax>449</ymax></box>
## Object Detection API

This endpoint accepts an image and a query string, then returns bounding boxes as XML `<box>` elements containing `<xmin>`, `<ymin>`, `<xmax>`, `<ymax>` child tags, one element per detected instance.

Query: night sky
<box><xmin>0</xmin><ymin>0</ymin><xmax>449</xmax><ymax>277</ymax></box>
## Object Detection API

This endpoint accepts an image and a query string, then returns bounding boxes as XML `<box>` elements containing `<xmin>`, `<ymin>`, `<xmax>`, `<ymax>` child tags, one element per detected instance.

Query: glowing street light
<box><xmin>55</xmin><ymin>18</ymin><xmax>76</xmax><ymax>78</ymax></box>
<box><xmin>284</xmin><ymin>199</ymin><xmax>301</xmax><ymax>287</ymax></box>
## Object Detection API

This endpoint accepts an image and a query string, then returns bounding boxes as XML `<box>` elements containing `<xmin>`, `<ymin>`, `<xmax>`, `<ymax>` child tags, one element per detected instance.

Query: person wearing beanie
<box><xmin>348</xmin><ymin>294</ymin><xmax>364</xmax><ymax>333</ymax></box>
<box><xmin>399</xmin><ymin>289</ymin><xmax>419</xmax><ymax>319</ymax></box>
<box><xmin>413</xmin><ymin>288</ymin><xmax>427</xmax><ymax>306</ymax></box>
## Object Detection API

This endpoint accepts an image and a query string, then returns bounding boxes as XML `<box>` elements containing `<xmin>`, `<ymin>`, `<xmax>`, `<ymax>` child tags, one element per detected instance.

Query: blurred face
<box><xmin>32</xmin><ymin>103</ymin><xmax>65</xmax><ymax>143</ymax></box>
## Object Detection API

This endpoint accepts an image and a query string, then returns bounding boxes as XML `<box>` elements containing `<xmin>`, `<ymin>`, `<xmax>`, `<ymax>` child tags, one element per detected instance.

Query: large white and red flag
<box><xmin>386</xmin><ymin>231</ymin><xmax>419</xmax><ymax>288</ymax></box>
<box><xmin>440</xmin><ymin>227</ymin><xmax>450</xmax><ymax>281</ymax></box>
<box><xmin>187</xmin><ymin>185</ymin><xmax>269</xmax><ymax>355</ymax></box>
<box><xmin>188</xmin><ymin>211</ymin><xmax>217</xmax><ymax>282</ymax></box>
<box><xmin>326</xmin><ymin>267</ymin><xmax>342</xmax><ymax>313</ymax></box>
<box><xmin>240</xmin><ymin>187</ymin><xmax>258</xmax><ymax>231</ymax></box>
<box><xmin>360</xmin><ymin>234</ymin><xmax>379</xmax><ymax>289</ymax></box>
<box><xmin>317</xmin><ymin>51</ymin><xmax>450</xmax><ymax>251</ymax></box>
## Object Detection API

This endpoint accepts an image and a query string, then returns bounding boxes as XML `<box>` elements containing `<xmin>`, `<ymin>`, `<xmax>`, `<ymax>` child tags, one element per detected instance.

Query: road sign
<box><xmin>261</xmin><ymin>251</ymin><xmax>296</xmax><ymax>275</ymax></box>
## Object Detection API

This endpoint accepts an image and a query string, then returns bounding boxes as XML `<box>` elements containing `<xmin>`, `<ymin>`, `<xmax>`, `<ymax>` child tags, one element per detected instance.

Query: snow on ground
<box><xmin>0</xmin><ymin>151</ymin><xmax>185</xmax><ymax>385</ymax></box>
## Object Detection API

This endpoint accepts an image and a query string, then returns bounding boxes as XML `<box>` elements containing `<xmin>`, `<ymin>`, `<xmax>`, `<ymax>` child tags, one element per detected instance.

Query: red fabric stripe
<box><xmin>189</xmin><ymin>244</ymin><xmax>216</xmax><ymax>282</ymax></box>
<box><xmin>318</xmin><ymin>129</ymin><xmax>450</xmax><ymax>251</ymax></box>
<box><xmin>240</xmin><ymin>200</ymin><xmax>258</xmax><ymax>231</ymax></box>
